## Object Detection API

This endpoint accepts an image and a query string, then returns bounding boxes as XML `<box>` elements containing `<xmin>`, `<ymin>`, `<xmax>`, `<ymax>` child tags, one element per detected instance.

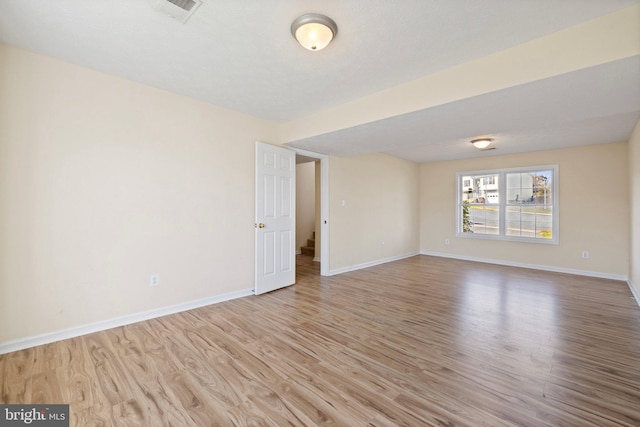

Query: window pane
<box><xmin>460</xmin><ymin>175</ymin><xmax>474</xmax><ymax>202</ymax></box>
<box><xmin>462</xmin><ymin>173</ymin><xmax>500</xmax><ymax>204</ymax></box>
<box><xmin>465</xmin><ymin>205</ymin><xmax>499</xmax><ymax>235</ymax></box>
<box><xmin>509</xmin><ymin>205</ymin><xmax>534</xmax><ymax>237</ymax></box>
<box><xmin>460</xmin><ymin>203</ymin><xmax>473</xmax><ymax>233</ymax></box>
<box><xmin>506</xmin><ymin>206</ymin><xmax>554</xmax><ymax>239</ymax></box>
<box><xmin>520</xmin><ymin>220</ymin><xmax>536</xmax><ymax>238</ymax></box>
<box><xmin>532</xmin><ymin>171</ymin><xmax>553</xmax><ymax>205</ymax></box>
<box><xmin>507</xmin><ymin>189</ymin><xmax>532</xmax><ymax>204</ymax></box>
<box><xmin>536</xmin><ymin>207</ymin><xmax>553</xmax><ymax>238</ymax></box>
<box><xmin>506</xmin><ymin>207</ymin><xmax>522</xmax><ymax>236</ymax></box>
<box><xmin>507</xmin><ymin>172</ymin><xmax>534</xmax><ymax>204</ymax></box>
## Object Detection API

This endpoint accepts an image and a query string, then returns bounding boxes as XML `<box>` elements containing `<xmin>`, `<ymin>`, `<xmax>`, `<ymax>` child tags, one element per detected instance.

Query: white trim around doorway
<box><xmin>292</xmin><ymin>148</ymin><xmax>329</xmax><ymax>276</ymax></box>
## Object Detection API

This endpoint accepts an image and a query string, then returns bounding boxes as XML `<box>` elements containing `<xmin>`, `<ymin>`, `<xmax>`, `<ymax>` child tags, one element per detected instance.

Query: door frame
<box><xmin>291</xmin><ymin>147</ymin><xmax>329</xmax><ymax>277</ymax></box>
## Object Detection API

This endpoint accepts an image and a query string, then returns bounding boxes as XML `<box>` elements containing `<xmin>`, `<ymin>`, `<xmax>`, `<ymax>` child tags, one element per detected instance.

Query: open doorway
<box><xmin>295</xmin><ymin>160</ymin><xmax>317</xmax><ymax>257</ymax></box>
<box><xmin>295</xmin><ymin>159</ymin><xmax>318</xmax><ymax>276</ymax></box>
<box><xmin>294</xmin><ymin>149</ymin><xmax>329</xmax><ymax>276</ymax></box>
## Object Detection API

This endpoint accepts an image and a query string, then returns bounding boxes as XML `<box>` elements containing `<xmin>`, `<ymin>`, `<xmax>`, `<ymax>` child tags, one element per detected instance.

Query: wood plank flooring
<box><xmin>2</xmin><ymin>255</ymin><xmax>640</xmax><ymax>426</ymax></box>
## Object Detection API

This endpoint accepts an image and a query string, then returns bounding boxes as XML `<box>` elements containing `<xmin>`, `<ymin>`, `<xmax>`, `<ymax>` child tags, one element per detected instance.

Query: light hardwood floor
<box><xmin>2</xmin><ymin>255</ymin><xmax>640</xmax><ymax>426</ymax></box>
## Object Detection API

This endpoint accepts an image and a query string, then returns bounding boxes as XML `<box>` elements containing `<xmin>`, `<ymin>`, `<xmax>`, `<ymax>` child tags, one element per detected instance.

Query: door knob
<box><xmin>257</xmin><ymin>223</ymin><xmax>266</xmax><ymax>229</ymax></box>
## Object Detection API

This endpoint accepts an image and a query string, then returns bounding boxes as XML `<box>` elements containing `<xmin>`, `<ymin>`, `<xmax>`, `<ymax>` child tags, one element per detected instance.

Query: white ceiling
<box><xmin>1</xmin><ymin>0</ymin><xmax>639</xmax><ymax>162</ymax></box>
<box><xmin>290</xmin><ymin>56</ymin><xmax>640</xmax><ymax>162</ymax></box>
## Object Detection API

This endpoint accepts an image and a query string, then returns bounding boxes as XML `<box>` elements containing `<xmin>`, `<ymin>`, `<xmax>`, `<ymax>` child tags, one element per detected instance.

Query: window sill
<box><xmin>456</xmin><ymin>232</ymin><xmax>559</xmax><ymax>245</ymax></box>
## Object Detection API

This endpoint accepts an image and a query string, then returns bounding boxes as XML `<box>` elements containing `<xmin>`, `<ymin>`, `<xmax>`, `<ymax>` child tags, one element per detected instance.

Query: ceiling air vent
<box><xmin>154</xmin><ymin>0</ymin><xmax>203</xmax><ymax>23</ymax></box>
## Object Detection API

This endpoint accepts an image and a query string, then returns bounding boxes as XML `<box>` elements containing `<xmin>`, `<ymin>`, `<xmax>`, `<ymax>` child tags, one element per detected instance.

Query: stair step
<box><xmin>301</xmin><ymin>232</ymin><xmax>316</xmax><ymax>257</ymax></box>
<box><xmin>300</xmin><ymin>246</ymin><xmax>314</xmax><ymax>256</ymax></box>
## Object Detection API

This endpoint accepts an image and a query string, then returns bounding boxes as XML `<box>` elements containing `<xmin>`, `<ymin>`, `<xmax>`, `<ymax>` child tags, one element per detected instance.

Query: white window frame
<box><xmin>456</xmin><ymin>165</ymin><xmax>559</xmax><ymax>244</ymax></box>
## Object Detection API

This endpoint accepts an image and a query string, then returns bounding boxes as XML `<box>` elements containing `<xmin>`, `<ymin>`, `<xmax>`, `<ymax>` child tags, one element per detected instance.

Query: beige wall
<box><xmin>420</xmin><ymin>143</ymin><xmax>630</xmax><ymax>277</ymax></box>
<box><xmin>629</xmin><ymin>119</ymin><xmax>640</xmax><ymax>295</ymax></box>
<box><xmin>0</xmin><ymin>44</ymin><xmax>279</xmax><ymax>343</ymax></box>
<box><xmin>295</xmin><ymin>162</ymin><xmax>315</xmax><ymax>252</ymax></box>
<box><xmin>329</xmin><ymin>153</ymin><xmax>419</xmax><ymax>273</ymax></box>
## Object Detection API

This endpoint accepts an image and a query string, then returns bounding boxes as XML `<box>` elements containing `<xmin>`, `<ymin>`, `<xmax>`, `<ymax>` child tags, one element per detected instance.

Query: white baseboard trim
<box><xmin>313</xmin><ymin>257</ymin><xmax>321</xmax><ymax>263</ymax></box>
<box><xmin>0</xmin><ymin>288</ymin><xmax>253</xmax><ymax>355</ymax></box>
<box><xmin>296</xmin><ymin>249</ymin><xmax>302</xmax><ymax>255</ymax></box>
<box><xmin>628</xmin><ymin>279</ymin><xmax>640</xmax><ymax>308</ymax></box>
<box><xmin>420</xmin><ymin>251</ymin><xmax>628</xmax><ymax>281</ymax></box>
<box><xmin>328</xmin><ymin>252</ymin><xmax>419</xmax><ymax>276</ymax></box>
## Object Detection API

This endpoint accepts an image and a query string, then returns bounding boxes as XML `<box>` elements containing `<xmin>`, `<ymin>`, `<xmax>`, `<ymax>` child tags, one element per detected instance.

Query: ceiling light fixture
<box><xmin>470</xmin><ymin>138</ymin><xmax>493</xmax><ymax>149</ymax></box>
<box><xmin>291</xmin><ymin>13</ymin><xmax>338</xmax><ymax>51</ymax></box>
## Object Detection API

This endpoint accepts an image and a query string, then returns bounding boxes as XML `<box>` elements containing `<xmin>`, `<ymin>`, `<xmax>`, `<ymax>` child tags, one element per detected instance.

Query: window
<box><xmin>457</xmin><ymin>166</ymin><xmax>558</xmax><ymax>243</ymax></box>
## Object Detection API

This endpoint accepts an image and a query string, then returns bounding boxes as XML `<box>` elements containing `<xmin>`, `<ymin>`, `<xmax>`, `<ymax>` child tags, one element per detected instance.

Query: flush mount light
<box><xmin>291</xmin><ymin>13</ymin><xmax>338</xmax><ymax>51</ymax></box>
<box><xmin>471</xmin><ymin>138</ymin><xmax>493</xmax><ymax>149</ymax></box>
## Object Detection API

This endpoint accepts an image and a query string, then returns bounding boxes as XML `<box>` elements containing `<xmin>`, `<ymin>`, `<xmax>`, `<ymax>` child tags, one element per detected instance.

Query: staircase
<box><xmin>300</xmin><ymin>232</ymin><xmax>315</xmax><ymax>257</ymax></box>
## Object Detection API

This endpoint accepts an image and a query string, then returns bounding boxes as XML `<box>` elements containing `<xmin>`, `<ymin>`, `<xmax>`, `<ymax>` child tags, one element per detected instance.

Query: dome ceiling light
<box><xmin>470</xmin><ymin>138</ymin><xmax>494</xmax><ymax>149</ymax></box>
<box><xmin>291</xmin><ymin>13</ymin><xmax>338</xmax><ymax>51</ymax></box>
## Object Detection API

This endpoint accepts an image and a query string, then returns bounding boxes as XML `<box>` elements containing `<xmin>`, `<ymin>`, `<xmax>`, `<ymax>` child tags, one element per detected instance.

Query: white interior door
<box><xmin>255</xmin><ymin>142</ymin><xmax>295</xmax><ymax>295</ymax></box>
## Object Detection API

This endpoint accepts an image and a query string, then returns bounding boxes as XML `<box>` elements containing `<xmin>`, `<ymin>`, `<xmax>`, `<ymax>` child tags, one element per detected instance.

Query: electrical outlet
<box><xmin>581</xmin><ymin>251</ymin><xmax>589</xmax><ymax>259</ymax></box>
<box><xmin>445</xmin><ymin>239</ymin><xmax>450</xmax><ymax>245</ymax></box>
<box><xmin>150</xmin><ymin>274</ymin><xmax>159</xmax><ymax>287</ymax></box>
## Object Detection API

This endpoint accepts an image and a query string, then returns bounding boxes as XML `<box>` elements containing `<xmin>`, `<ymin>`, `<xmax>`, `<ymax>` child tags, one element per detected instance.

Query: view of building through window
<box><xmin>461</xmin><ymin>173</ymin><xmax>500</xmax><ymax>235</ymax></box>
<box><xmin>506</xmin><ymin>171</ymin><xmax>553</xmax><ymax>238</ymax></box>
<box><xmin>458</xmin><ymin>167</ymin><xmax>556</xmax><ymax>242</ymax></box>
